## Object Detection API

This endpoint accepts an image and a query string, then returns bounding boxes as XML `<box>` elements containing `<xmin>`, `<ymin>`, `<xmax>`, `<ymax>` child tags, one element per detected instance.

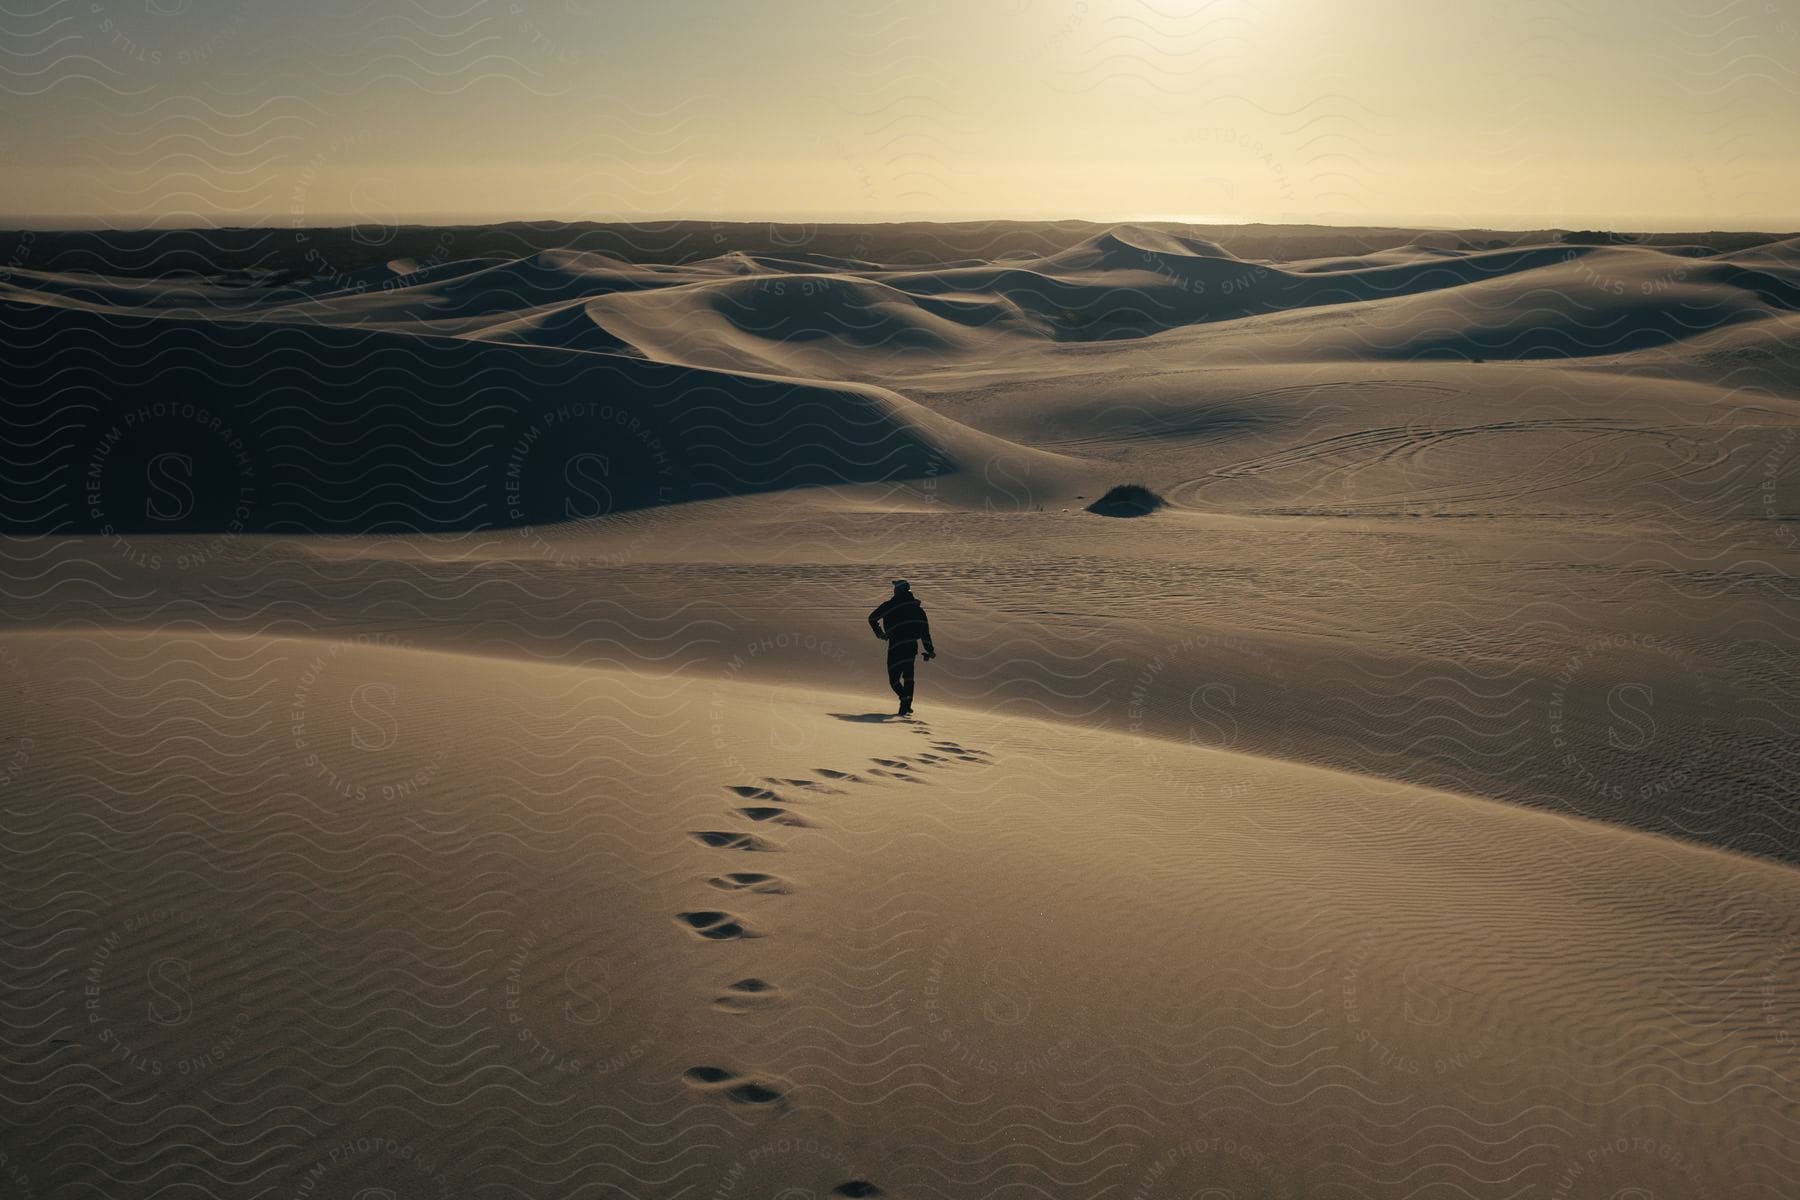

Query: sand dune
<box><xmin>9</xmin><ymin>227</ymin><xmax>1793</xmax><ymax>385</ymax></box>
<box><xmin>3</xmin><ymin>223</ymin><xmax>1798</xmax><ymax>1197</ymax></box>
<box><xmin>457</xmin><ymin>296</ymin><xmax>645</xmax><ymax>356</ymax></box>
<box><xmin>0</xmin><ymin>293</ymin><xmax>1075</xmax><ymax>533</ymax></box>
<box><xmin>578</xmin><ymin>273</ymin><xmax>1045</xmax><ymax>376</ymax></box>
<box><xmin>5</xmin><ymin>628</ymin><xmax>1798</xmax><ymax>1197</ymax></box>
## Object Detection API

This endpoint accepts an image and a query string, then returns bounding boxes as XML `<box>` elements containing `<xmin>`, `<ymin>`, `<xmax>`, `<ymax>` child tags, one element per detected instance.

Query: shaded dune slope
<box><xmin>0</xmin><ymin>302</ymin><xmax>1073</xmax><ymax>534</ymax></box>
<box><xmin>4</xmin><ymin>225</ymin><xmax>1797</xmax><ymax>537</ymax></box>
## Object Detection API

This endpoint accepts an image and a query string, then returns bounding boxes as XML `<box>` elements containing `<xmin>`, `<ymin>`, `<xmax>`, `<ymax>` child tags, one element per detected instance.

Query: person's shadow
<box><xmin>830</xmin><ymin>712</ymin><xmax>907</xmax><ymax>723</ymax></box>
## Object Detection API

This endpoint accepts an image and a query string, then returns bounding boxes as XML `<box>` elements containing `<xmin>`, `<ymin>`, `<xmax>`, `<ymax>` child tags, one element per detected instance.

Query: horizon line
<box><xmin>2</xmin><ymin>213</ymin><xmax>1795</xmax><ymax>237</ymax></box>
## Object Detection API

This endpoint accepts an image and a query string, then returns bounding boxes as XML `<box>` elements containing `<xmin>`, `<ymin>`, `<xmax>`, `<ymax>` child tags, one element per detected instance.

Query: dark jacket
<box><xmin>869</xmin><ymin>594</ymin><xmax>934</xmax><ymax>653</ymax></box>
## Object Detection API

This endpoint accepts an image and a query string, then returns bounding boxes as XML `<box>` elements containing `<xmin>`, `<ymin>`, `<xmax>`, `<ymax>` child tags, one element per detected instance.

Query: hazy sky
<box><xmin>3</xmin><ymin>0</ymin><xmax>1796</xmax><ymax>229</ymax></box>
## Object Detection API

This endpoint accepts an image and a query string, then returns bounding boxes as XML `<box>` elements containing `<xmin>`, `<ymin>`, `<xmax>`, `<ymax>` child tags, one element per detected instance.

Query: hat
<box><xmin>891</xmin><ymin>579</ymin><xmax>910</xmax><ymax>590</ymax></box>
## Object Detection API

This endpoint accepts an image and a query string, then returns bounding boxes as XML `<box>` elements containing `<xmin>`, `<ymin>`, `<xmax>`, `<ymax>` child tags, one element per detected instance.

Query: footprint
<box><xmin>871</xmin><ymin>757</ymin><xmax>909</xmax><ymax>768</ymax></box>
<box><xmin>690</xmin><ymin>830</ymin><xmax>776</xmax><ymax>852</ymax></box>
<box><xmin>676</xmin><ymin>910</ymin><xmax>758</xmax><ymax>940</ymax></box>
<box><xmin>684</xmin><ymin>1065</ymin><xmax>735</xmax><ymax>1084</ymax></box>
<box><xmin>737</xmin><ymin>806</ymin><xmax>813</xmax><ymax>827</ymax></box>
<box><xmin>708</xmin><ymin>872</ymin><xmax>792</xmax><ymax>895</ymax></box>
<box><xmin>814</xmin><ymin>769</ymin><xmax>860</xmax><ymax>781</ymax></box>
<box><xmin>728</xmin><ymin>785</ymin><xmax>782</xmax><ymax>800</ymax></box>
<box><xmin>682</xmin><ymin>1064</ymin><xmax>786</xmax><ymax>1105</ymax></box>
<box><xmin>713</xmin><ymin>978</ymin><xmax>781</xmax><ymax>1012</ymax></box>
<box><xmin>766</xmin><ymin>776</ymin><xmax>841</xmax><ymax>793</ymax></box>
<box><xmin>832</xmin><ymin>1184</ymin><xmax>884</xmax><ymax>1198</ymax></box>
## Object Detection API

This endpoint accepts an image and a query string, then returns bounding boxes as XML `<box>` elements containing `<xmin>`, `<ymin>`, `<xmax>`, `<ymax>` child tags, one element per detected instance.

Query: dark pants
<box><xmin>886</xmin><ymin>640</ymin><xmax>918</xmax><ymax>701</ymax></box>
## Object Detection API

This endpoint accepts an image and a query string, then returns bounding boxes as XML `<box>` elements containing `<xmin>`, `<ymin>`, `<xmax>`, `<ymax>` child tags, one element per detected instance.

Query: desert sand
<box><xmin>3</xmin><ymin>223</ymin><xmax>1799</xmax><ymax>1197</ymax></box>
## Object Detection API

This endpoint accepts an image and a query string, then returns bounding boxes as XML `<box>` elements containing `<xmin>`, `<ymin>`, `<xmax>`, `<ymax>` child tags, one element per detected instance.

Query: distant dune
<box><xmin>5</xmin><ymin>223</ymin><xmax>1796</xmax><ymax>534</ymax></box>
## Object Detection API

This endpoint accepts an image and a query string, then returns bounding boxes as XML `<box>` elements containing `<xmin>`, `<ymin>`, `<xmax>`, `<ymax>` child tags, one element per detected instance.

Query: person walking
<box><xmin>867</xmin><ymin>579</ymin><xmax>936</xmax><ymax>716</ymax></box>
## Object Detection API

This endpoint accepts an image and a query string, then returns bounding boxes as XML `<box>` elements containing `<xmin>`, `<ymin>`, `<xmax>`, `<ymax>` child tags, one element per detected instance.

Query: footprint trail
<box><xmin>673</xmin><ymin>711</ymin><xmax>996</xmax><ymax>1194</ymax></box>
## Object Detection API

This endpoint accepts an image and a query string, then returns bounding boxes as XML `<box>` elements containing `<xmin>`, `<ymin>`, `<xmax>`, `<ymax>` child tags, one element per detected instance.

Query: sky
<box><xmin>2</xmin><ymin>0</ymin><xmax>1796</xmax><ymax>231</ymax></box>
